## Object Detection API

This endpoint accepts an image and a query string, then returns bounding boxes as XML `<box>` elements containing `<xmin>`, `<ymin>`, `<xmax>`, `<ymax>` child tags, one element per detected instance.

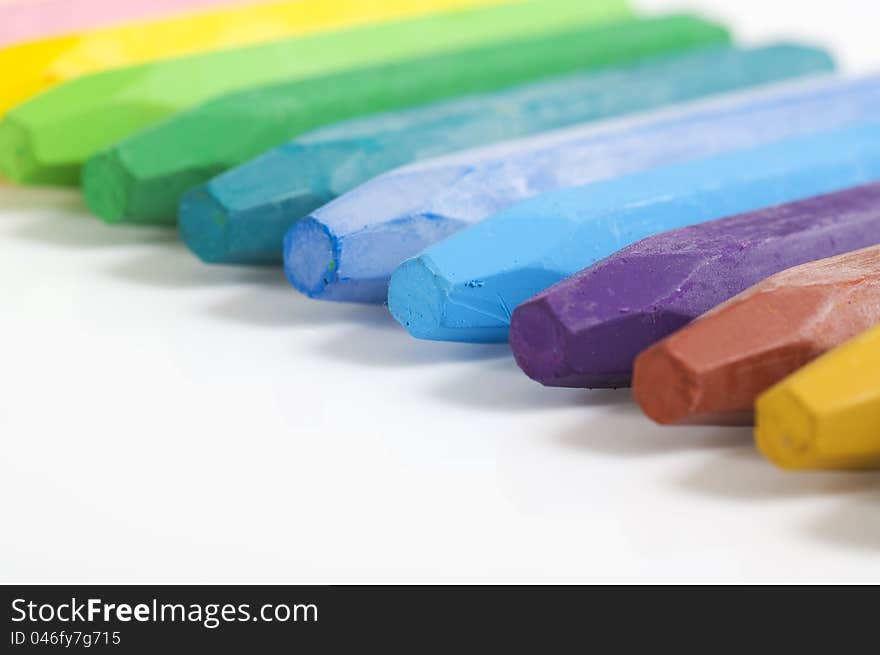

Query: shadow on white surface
<box><xmin>7</xmin><ymin>202</ymin><xmax>174</xmax><ymax>250</ymax></box>
<box><xmin>318</xmin><ymin>323</ymin><xmax>511</xmax><ymax>367</ymax></box>
<box><xmin>208</xmin><ymin>282</ymin><xmax>391</xmax><ymax>328</ymax></box>
<box><xmin>558</xmin><ymin>404</ymin><xmax>880</xmax><ymax>507</ymax></box>
<box><xmin>679</xmin><ymin>448</ymin><xmax>880</xmax><ymax>502</ymax></box>
<box><xmin>807</xmin><ymin>492</ymin><xmax>880</xmax><ymax>552</ymax></box>
<box><xmin>430</xmin><ymin>357</ymin><xmax>611</xmax><ymax>412</ymax></box>
<box><xmin>0</xmin><ymin>184</ymin><xmax>83</xmax><ymax>211</ymax></box>
<box><xmin>108</xmin><ymin>243</ymin><xmax>278</xmax><ymax>288</ymax></box>
<box><xmin>117</xmin><ymin>249</ymin><xmax>514</xmax><ymax>365</ymax></box>
<box><xmin>552</xmin><ymin>405</ymin><xmax>880</xmax><ymax>552</ymax></box>
<box><xmin>204</xmin><ymin>278</ymin><xmax>510</xmax><ymax>366</ymax></box>
<box><xmin>557</xmin><ymin>403</ymin><xmax>748</xmax><ymax>457</ymax></box>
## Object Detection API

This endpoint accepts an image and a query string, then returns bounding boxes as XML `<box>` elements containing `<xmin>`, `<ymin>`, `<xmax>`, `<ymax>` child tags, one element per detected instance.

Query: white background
<box><xmin>2</xmin><ymin>0</ymin><xmax>880</xmax><ymax>584</ymax></box>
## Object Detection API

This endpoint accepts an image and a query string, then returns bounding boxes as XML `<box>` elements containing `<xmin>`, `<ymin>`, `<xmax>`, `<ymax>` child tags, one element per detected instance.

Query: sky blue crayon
<box><xmin>179</xmin><ymin>44</ymin><xmax>832</xmax><ymax>265</ymax></box>
<box><xmin>387</xmin><ymin>122</ymin><xmax>880</xmax><ymax>343</ymax></box>
<box><xmin>284</xmin><ymin>72</ymin><xmax>880</xmax><ymax>304</ymax></box>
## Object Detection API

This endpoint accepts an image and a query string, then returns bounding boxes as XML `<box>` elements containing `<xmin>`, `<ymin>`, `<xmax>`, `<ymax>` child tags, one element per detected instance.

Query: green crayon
<box><xmin>83</xmin><ymin>14</ymin><xmax>728</xmax><ymax>224</ymax></box>
<box><xmin>0</xmin><ymin>0</ymin><xmax>633</xmax><ymax>185</ymax></box>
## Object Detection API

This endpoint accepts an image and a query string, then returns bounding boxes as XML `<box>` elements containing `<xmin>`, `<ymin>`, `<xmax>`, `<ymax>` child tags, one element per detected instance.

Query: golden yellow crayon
<box><xmin>0</xmin><ymin>0</ymin><xmax>512</xmax><ymax>117</ymax></box>
<box><xmin>756</xmin><ymin>323</ymin><xmax>880</xmax><ymax>470</ymax></box>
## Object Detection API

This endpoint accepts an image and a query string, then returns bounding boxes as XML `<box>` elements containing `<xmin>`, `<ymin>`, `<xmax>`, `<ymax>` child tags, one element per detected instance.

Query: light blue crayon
<box><xmin>388</xmin><ymin>122</ymin><xmax>880</xmax><ymax>342</ymax></box>
<box><xmin>284</xmin><ymin>72</ymin><xmax>880</xmax><ymax>303</ymax></box>
<box><xmin>179</xmin><ymin>44</ymin><xmax>832</xmax><ymax>265</ymax></box>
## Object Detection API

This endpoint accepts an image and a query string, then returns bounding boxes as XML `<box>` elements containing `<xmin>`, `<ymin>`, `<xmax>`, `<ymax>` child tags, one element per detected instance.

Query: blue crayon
<box><xmin>284</xmin><ymin>72</ymin><xmax>880</xmax><ymax>303</ymax></box>
<box><xmin>387</xmin><ymin>122</ymin><xmax>880</xmax><ymax>343</ymax></box>
<box><xmin>179</xmin><ymin>44</ymin><xmax>832</xmax><ymax>265</ymax></box>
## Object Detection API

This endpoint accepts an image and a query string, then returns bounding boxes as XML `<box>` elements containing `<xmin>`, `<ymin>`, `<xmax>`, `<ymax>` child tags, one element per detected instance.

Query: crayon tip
<box><xmin>755</xmin><ymin>387</ymin><xmax>817</xmax><ymax>469</ymax></box>
<box><xmin>387</xmin><ymin>257</ymin><xmax>451</xmax><ymax>341</ymax></box>
<box><xmin>84</xmin><ymin>148</ymin><xmax>206</xmax><ymax>225</ymax></box>
<box><xmin>633</xmin><ymin>343</ymin><xmax>738</xmax><ymax>426</ymax></box>
<box><xmin>0</xmin><ymin>116</ymin><xmax>44</xmax><ymax>184</ymax></box>
<box><xmin>180</xmin><ymin>146</ymin><xmax>338</xmax><ymax>265</ymax></box>
<box><xmin>510</xmin><ymin>293</ymin><xmax>672</xmax><ymax>389</ymax></box>
<box><xmin>178</xmin><ymin>185</ymin><xmax>231</xmax><ymax>264</ymax></box>
<box><xmin>388</xmin><ymin>255</ymin><xmax>512</xmax><ymax>342</ymax></box>
<box><xmin>508</xmin><ymin>298</ymin><xmax>569</xmax><ymax>386</ymax></box>
<box><xmin>510</xmin><ymin>252</ymin><xmax>704</xmax><ymax>388</ymax></box>
<box><xmin>754</xmin><ymin>318</ymin><xmax>880</xmax><ymax>470</ymax></box>
<box><xmin>82</xmin><ymin>150</ymin><xmax>131</xmax><ymax>223</ymax></box>
<box><xmin>284</xmin><ymin>217</ymin><xmax>340</xmax><ymax>299</ymax></box>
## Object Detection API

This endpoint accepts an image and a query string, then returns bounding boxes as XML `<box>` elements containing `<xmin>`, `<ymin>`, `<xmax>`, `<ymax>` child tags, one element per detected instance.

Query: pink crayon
<box><xmin>0</xmin><ymin>0</ymin><xmax>258</xmax><ymax>47</ymax></box>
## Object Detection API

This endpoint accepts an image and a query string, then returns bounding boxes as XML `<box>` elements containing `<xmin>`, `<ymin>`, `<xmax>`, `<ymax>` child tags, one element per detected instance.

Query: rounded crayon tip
<box><xmin>179</xmin><ymin>184</ymin><xmax>231</xmax><ymax>264</ymax></box>
<box><xmin>509</xmin><ymin>299</ymin><xmax>568</xmax><ymax>386</ymax></box>
<box><xmin>0</xmin><ymin>116</ymin><xmax>41</xmax><ymax>183</ymax></box>
<box><xmin>82</xmin><ymin>150</ymin><xmax>132</xmax><ymax>223</ymax></box>
<box><xmin>389</xmin><ymin>257</ymin><xmax>514</xmax><ymax>342</ymax></box>
<box><xmin>284</xmin><ymin>217</ymin><xmax>340</xmax><ymax>299</ymax></box>
<box><xmin>511</xmin><ymin>295</ymin><xmax>641</xmax><ymax>389</ymax></box>
<box><xmin>755</xmin><ymin>386</ymin><xmax>818</xmax><ymax>470</ymax></box>
<box><xmin>387</xmin><ymin>256</ymin><xmax>448</xmax><ymax>340</ymax></box>
<box><xmin>83</xmin><ymin>149</ymin><xmax>184</xmax><ymax>225</ymax></box>
<box><xmin>632</xmin><ymin>343</ymin><xmax>703</xmax><ymax>425</ymax></box>
<box><xmin>633</xmin><ymin>340</ymin><xmax>759</xmax><ymax>426</ymax></box>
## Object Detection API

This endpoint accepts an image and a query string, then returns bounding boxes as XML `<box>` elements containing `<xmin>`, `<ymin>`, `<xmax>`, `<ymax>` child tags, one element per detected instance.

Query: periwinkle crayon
<box><xmin>284</xmin><ymin>72</ymin><xmax>880</xmax><ymax>305</ymax></box>
<box><xmin>512</xmin><ymin>183</ymin><xmax>880</xmax><ymax>390</ymax></box>
<box><xmin>388</xmin><ymin>122</ymin><xmax>880</xmax><ymax>343</ymax></box>
<box><xmin>180</xmin><ymin>44</ymin><xmax>832</xmax><ymax>265</ymax></box>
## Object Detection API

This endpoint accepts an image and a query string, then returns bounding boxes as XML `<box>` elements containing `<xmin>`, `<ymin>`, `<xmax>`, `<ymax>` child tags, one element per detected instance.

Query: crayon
<box><xmin>0</xmin><ymin>0</ymin><xmax>259</xmax><ymax>48</ymax></box>
<box><xmin>512</xmin><ymin>184</ymin><xmax>880</xmax><ymax>392</ymax></box>
<box><xmin>0</xmin><ymin>0</ymin><xmax>630</xmax><ymax>185</ymax></box>
<box><xmin>85</xmin><ymin>14</ymin><xmax>726</xmax><ymax>224</ymax></box>
<box><xmin>634</xmin><ymin>242</ymin><xmax>880</xmax><ymax>427</ymax></box>
<box><xmin>388</xmin><ymin>122</ymin><xmax>880</xmax><ymax>343</ymax></box>
<box><xmin>181</xmin><ymin>44</ymin><xmax>830</xmax><ymax>265</ymax></box>
<box><xmin>288</xmin><ymin>73</ymin><xmax>880</xmax><ymax>305</ymax></box>
<box><xmin>756</xmin><ymin>321</ymin><xmax>880</xmax><ymax>470</ymax></box>
<box><xmin>0</xmin><ymin>0</ymin><xmax>509</xmax><ymax>119</ymax></box>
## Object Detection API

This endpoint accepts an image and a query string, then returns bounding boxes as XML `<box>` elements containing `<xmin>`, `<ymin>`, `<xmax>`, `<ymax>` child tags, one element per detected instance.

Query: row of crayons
<box><xmin>2</xmin><ymin>0</ymin><xmax>879</xmax><ymax>470</ymax></box>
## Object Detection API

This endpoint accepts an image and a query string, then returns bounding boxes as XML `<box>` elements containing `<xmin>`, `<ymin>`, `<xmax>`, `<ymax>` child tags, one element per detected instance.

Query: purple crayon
<box><xmin>510</xmin><ymin>182</ymin><xmax>880</xmax><ymax>388</ymax></box>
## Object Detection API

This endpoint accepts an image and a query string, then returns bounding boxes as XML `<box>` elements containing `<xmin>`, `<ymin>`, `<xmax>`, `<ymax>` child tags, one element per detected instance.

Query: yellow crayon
<box><xmin>756</xmin><ymin>323</ymin><xmax>880</xmax><ymax>470</ymax></box>
<box><xmin>0</xmin><ymin>0</ymin><xmax>512</xmax><ymax>118</ymax></box>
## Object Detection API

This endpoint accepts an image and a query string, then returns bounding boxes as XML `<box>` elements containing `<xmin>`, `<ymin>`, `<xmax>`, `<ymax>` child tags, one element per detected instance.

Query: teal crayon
<box><xmin>179</xmin><ymin>44</ymin><xmax>831</xmax><ymax>264</ymax></box>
